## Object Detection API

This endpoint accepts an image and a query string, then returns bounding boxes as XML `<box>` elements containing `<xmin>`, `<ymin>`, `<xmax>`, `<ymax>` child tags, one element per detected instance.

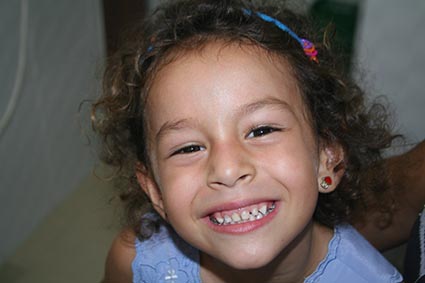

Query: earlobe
<box><xmin>318</xmin><ymin>143</ymin><xmax>345</xmax><ymax>193</ymax></box>
<box><xmin>135</xmin><ymin>164</ymin><xmax>167</xmax><ymax>220</ymax></box>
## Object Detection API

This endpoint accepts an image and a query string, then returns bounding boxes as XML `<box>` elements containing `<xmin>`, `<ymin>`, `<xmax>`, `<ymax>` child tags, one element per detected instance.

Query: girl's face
<box><xmin>139</xmin><ymin>42</ymin><xmax>338</xmax><ymax>269</ymax></box>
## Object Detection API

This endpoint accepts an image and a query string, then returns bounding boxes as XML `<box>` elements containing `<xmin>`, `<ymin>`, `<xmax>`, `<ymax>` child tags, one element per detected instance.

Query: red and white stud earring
<box><xmin>320</xmin><ymin>176</ymin><xmax>332</xmax><ymax>190</ymax></box>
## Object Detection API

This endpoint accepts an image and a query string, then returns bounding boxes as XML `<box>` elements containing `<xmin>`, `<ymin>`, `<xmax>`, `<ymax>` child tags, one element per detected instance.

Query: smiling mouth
<box><xmin>208</xmin><ymin>201</ymin><xmax>276</xmax><ymax>225</ymax></box>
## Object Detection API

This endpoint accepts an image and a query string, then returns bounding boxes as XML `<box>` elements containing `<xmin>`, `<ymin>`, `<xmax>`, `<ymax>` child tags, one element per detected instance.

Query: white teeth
<box><xmin>215</xmin><ymin>216</ymin><xmax>224</xmax><ymax>224</ymax></box>
<box><xmin>259</xmin><ymin>205</ymin><xmax>267</xmax><ymax>215</ymax></box>
<box><xmin>209</xmin><ymin>201</ymin><xmax>277</xmax><ymax>226</ymax></box>
<box><xmin>241</xmin><ymin>210</ymin><xmax>250</xmax><ymax>220</ymax></box>
<box><xmin>231</xmin><ymin>213</ymin><xmax>241</xmax><ymax>222</ymax></box>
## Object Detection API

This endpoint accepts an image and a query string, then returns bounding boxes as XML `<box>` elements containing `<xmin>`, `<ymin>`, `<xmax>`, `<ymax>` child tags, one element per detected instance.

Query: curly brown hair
<box><xmin>92</xmin><ymin>0</ymin><xmax>398</xmax><ymax>239</ymax></box>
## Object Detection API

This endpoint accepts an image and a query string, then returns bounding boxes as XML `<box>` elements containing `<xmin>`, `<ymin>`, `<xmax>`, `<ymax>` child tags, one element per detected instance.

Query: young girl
<box><xmin>93</xmin><ymin>1</ymin><xmax>403</xmax><ymax>282</ymax></box>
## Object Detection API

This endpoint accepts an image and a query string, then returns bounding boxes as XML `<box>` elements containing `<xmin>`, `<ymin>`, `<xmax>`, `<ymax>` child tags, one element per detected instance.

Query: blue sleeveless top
<box><xmin>132</xmin><ymin>222</ymin><xmax>402</xmax><ymax>283</ymax></box>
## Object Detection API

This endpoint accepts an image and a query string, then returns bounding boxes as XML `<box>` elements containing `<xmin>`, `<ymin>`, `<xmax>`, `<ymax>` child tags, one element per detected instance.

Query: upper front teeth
<box><xmin>232</xmin><ymin>212</ymin><xmax>241</xmax><ymax>222</ymax></box>
<box><xmin>241</xmin><ymin>210</ymin><xmax>249</xmax><ymax>220</ymax></box>
<box><xmin>209</xmin><ymin>202</ymin><xmax>276</xmax><ymax>225</ymax></box>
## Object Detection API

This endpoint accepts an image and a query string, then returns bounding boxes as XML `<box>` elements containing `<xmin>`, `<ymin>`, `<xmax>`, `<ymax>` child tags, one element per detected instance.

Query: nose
<box><xmin>206</xmin><ymin>141</ymin><xmax>256</xmax><ymax>189</ymax></box>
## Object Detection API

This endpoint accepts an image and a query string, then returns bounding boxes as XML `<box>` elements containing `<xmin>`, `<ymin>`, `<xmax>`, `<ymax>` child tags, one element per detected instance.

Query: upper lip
<box><xmin>201</xmin><ymin>198</ymin><xmax>277</xmax><ymax>218</ymax></box>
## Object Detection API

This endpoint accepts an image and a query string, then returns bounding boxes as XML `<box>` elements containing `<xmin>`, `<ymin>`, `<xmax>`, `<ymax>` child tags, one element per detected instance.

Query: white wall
<box><xmin>0</xmin><ymin>0</ymin><xmax>105</xmax><ymax>263</ymax></box>
<box><xmin>355</xmin><ymin>0</ymin><xmax>425</xmax><ymax>143</ymax></box>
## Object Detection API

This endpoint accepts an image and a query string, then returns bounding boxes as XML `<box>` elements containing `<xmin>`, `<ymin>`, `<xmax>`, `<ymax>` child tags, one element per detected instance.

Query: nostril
<box><xmin>239</xmin><ymin>174</ymin><xmax>250</xmax><ymax>181</ymax></box>
<box><xmin>206</xmin><ymin>152</ymin><xmax>256</xmax><ymax>188</ymax></box>
<box><xmin>208</xmin><ymin>173</ymin><xmax>253</xmax><ymax>189</ymax></box>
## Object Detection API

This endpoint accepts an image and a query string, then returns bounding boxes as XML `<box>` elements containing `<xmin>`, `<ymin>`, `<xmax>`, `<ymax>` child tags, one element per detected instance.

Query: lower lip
<box><xmin>203</xmin><ymin>201</ymin><xmax>280</xmax><ymax>234</ymax></box>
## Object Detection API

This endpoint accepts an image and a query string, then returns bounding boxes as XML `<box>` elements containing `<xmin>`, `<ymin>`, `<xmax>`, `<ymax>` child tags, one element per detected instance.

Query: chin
<box><xmin>229</xmin><ymin>261</ymin><xmax>269</xmax><ymax>270</ymax></box>
<box><xmin>220</xmin><ymin>251</ymin><xmax>276</xmax><ymax>270</ymax></box>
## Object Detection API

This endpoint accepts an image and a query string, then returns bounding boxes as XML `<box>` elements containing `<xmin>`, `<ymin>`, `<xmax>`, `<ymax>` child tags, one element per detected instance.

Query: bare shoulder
<box><xmin>103</xmin><ymin>228</ymin><xmax>137</xmax><ymax>283</ymax></box>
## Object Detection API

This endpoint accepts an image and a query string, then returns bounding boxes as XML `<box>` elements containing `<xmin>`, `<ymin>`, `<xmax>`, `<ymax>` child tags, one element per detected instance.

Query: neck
<box><xmin>200</xmin><ymin>221</ymin><xmax>333</xmax><ymax>283</ymax></box>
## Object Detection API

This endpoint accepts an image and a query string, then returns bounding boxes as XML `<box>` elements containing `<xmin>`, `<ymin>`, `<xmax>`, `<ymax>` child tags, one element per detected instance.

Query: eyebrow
<box><xmin>155</xmin><ymin>118</ymin><xmax>195</xmax><ymax>142</ymax></box>
<box><xmin>236</xmin><ymin>97</ymin><xmax>294</xmax><ymax>118</ymax></box>
<box><xmin>155</xmin><ymin>97</ymin><xmax>294</xmax><ymax>142</ymax></box>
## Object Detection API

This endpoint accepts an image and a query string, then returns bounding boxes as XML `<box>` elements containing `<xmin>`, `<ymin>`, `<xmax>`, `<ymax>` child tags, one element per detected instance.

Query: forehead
<box><xmin>150</xmin><ymin>41</ymin><xmax>298</xmax><ymax>91</ymax></box>
<box><xmin>146</xmin><ymin>42</ymin><xmax>307</xmax><ymax>129</ymax></box>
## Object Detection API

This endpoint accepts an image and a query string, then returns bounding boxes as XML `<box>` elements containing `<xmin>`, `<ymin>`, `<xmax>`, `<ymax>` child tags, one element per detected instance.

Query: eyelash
<box><xmin>170</xmin><ymin>125</ymin><xmax>282</xmax><ymax>156</ymax></box>
<box><xmin>246</xmin><ymin>125</ymin><xmax>282</xmax><ymax>138</ymax></box>
<box><xmin>171</xmin><ymin>144</ymin><xmax>205</xmax><ymax>156</ymax></box>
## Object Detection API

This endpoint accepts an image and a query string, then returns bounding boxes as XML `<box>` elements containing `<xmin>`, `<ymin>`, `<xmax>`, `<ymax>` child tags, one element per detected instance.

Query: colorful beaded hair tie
<box><xmin>243</xmin><ymin>9</ymin><xmax>318</xmax><ymax>63</ymax></box>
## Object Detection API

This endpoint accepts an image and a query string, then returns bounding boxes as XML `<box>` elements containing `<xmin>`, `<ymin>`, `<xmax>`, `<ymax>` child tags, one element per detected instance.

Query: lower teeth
<box><xmin>210</xmin><ymin>202</ymin><xmax>276</xmax><ymax>225</ymax></box>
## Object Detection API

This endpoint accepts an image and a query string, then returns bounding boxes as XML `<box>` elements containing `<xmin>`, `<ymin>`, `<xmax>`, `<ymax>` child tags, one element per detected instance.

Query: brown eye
<box><xmin>172</xmin><ymin>145</ymin><xmax>205</xmax><ymax>155</ymax></box>
<box><xmin>247</xmin><ymin>126</ymin><xmax>281</xmax><ymax>138</ymax></box>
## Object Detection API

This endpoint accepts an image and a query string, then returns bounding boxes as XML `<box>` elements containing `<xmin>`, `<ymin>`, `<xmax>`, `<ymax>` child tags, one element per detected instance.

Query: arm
<box><xmin>102</xmin><ymin>228</ymin><xmax>136</xmax><ymax>283</ymax></box>
<box><xmin>354</xmin><ymin>140</ymin><xmax>425</xmax><ymax>251</ymax></box>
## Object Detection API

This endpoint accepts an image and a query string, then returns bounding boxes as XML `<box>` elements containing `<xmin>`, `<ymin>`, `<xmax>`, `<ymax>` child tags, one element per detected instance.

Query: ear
<box><xmin>317</xmin><ymin>143</ymin><xmax>345</xmax><ymax>193</ymax></box>
<box><xmin>135</xmin><ymin>163</ymin><xmax>167</xmax><ymax>220</ymax></box>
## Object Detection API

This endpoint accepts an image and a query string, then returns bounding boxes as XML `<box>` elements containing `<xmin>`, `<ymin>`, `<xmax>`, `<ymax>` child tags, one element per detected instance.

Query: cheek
<box><xmin>255</xmin><ymin>137</ymin><xmax>320</xmax><ymax>198</ymax></box>
<box><xmin>157</xmin><ymin>165</ymin><xmax>201</xmax><ymax>213</ymax></box>
<box><xmin>257</xmin><ymin>138</ymin><xmax>319</xmax><ymax>176</ymax></box>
